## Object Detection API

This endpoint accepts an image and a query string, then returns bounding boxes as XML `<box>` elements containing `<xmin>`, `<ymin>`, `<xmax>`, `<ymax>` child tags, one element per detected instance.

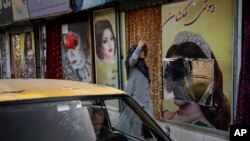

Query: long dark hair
<box><xmin>24</xmin><ymin>32</ymin><xmax>32</xmax><ymax>57</ymax></box>
<box><xmin>95</xmin><ymin>20</ymin><xmax>116</xmax><ymax>60</ymax></box>
<box><xmin>67</xmin><ymin>23</ymin><xmax>88</xmax><ymax>52</ymax></box>
<box><xmin>166</xmin><ymin>42</ymin><xmax>231</xmax><ymax>130</ymax></box>
<box><xmin>126</xmin><ymin>44</ymin><xmax>150</xmax><ymax>83</ymax></box>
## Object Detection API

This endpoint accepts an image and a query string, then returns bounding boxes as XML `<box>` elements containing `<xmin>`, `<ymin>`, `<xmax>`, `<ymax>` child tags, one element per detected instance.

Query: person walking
<box><xmin>125</xmin><ymin>40</ymin><xmax>153</xmax><ymax>115</ymax></box>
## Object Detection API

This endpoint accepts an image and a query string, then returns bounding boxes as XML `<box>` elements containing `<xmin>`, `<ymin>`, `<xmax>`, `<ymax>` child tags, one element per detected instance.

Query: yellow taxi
<box><xmin>0</xmin><ymin>79</ymin><xmax>174</xmax><ymax>141</ymax></box>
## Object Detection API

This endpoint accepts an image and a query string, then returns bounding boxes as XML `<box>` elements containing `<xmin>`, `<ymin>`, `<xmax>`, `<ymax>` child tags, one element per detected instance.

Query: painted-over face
<box><xmin>65</xmin><ymin>33</ymin><xmax>86</xmax><ymax>70</ymax></box>
<box><xmin>165</xmin><ymin>55</ymin><xmax>189</xmax><ymax>106</ymax></box>
<box><xmin>101</xmin><ymin>28</ymin><xmax>115</xmax><ymax>60</ymax></box>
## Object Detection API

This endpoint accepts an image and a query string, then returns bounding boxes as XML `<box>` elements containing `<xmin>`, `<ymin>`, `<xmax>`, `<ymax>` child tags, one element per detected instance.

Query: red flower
<box><xmin>65</xmin><ymin>34</ymin><xmax>78</xmax><ymax>49</ymax></box>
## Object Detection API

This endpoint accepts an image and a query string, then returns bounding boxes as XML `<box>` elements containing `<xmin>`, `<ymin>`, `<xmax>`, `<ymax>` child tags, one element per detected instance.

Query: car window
<box><xmin>104</xmin><ymin>98</ymin><xmax>168</xmax><ymax>141</ymax></box>
<box><xmin>0</xmin><ymin>97</ymin><xmax>171</xmax><ymax>141</ymax></box>
<box><xmin>0</xmin><ymin>100</ymin><xmax>97</xmax><ymax>141</ymax></box>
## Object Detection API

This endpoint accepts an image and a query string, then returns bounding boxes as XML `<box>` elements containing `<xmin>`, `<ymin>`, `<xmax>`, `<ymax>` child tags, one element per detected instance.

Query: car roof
<box><xmin>0</xmin><ymin>79</ymin><xmax>125</xmax><ymax>102</ymax></box>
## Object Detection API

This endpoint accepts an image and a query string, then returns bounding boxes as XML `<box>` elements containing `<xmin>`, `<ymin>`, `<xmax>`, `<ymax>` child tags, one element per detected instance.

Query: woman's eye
<box><xmin>103</xmin><ymin>40</ymin><xmax>108</xmax><ymax>44</ymax></box>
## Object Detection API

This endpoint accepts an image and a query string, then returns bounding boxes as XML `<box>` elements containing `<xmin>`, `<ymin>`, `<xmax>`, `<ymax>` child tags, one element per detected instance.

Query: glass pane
<box><xmin>104</xmin><ymin>99</ymin><xmax>120</xmax><ymax>126</ymax></box>
<box><xmin>104</xmin><ymin>98</ymin><xmax>160</xmax><ymax>141</ymax></box>
<box><xmin>0</xmin><ymin>100</ymin><xmax>96</xmax><ymax>141</ymax></box>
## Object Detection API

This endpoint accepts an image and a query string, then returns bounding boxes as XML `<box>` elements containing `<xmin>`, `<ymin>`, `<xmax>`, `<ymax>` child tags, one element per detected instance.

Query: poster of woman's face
<box><xmin>163</xmin><ymin>58</ymin><xmax>214</xmax><ymax>106</ymax></box>
<box><xmin>21</xmin><ymin>32</ymin><xmax>36</xmax><ymax>78</ymax></box>
<box><xmin>11</xmin><ymin>32</ymin><xmax>36</xmax><ymax>78</ymax></box>
<box><xmin>161</xmin><ymin>0</ymin><xmax>233</xmax><ymax>131</ymax></box>
<box><xmin>61</xmin><ymin>22</ymin><xmax>92</xmax><ymax>83</ymax></box>
<box><xmin>93</xmin><ymin>8</ymin><xmax>118</xmax><ymax>88</ymax></box>
<box><xmin>94</xmin><ymin>19</ymin><xmax>116</xmax><ymax>63</ymax></box>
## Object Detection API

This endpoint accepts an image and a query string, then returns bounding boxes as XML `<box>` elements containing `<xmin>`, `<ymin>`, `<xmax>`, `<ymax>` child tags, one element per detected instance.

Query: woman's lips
<box><xmin>108</xmin><ymin>48</ymin><xmax>113</xmax><ymax>52</ymax></box>
<box><xmin>71</xmin><ymin>60</ymin><xmax>77</xmax><ymax>65</ymax></box>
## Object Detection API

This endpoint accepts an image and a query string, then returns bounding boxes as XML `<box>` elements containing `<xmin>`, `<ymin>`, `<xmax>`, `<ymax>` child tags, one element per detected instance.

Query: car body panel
<box><xmin>0</xmin><ymin>79</ymin><xmax>175</xmax><ymax>141</ymax></box>
<box><xmin>0</xmin><ymin>79</ymin><xmax>124</xmax><ymax>102</ymax></box>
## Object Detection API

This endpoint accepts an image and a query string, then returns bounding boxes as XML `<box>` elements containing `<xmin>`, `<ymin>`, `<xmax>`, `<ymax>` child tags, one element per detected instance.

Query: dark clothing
<box><xmin>97</xmin><ymin>127</ymin><xmax>128</xmax><ymax>141</ymax></box>
<box><xmin>125</xmin><ymin>45</ymin><xmax>153</xmax><ymax>114</ymax></box>
<box><xmin>97</xmin><ymin>127</ymin><xmax>111</xmax><ymax>139</ymax></box>
<box><xmin>126</xmin><ymin>45</ymin><xmax>150</xmax><ymax>83</ymax></box>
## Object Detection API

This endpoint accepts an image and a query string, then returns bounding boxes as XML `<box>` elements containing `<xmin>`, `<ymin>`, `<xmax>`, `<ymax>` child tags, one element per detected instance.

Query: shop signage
<box><xmin>27</xmin><ymin>0</ymin><xmax>70</xmax><ymax>18</ymax></box>
<box><xmin>11</xmin><ymin>0</ymin><xmax>30</xmax><ymax>21</ymax></box>
<box><xmin>72</xmin><ymin>0</ymin><xmax>113</xmax><ymax>12</ymax></box>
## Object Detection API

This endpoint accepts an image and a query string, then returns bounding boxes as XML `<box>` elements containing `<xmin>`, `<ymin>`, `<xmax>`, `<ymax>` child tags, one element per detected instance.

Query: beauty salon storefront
<box><xmin>0</xmin><ymin>0</ymin><xmax>248</xmax><ymax>140</ymax></box>
<box><xmin>117</xmin><ymin>0</ymin><xmax>242</xmax><ymax>141</ymax></box>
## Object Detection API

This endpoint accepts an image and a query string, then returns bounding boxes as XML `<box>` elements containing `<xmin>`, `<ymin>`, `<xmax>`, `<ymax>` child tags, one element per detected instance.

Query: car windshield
<box><xmin>0</xmin><ymin>96</ymin><xmax>171</xmax><ymax>141</ymax></box>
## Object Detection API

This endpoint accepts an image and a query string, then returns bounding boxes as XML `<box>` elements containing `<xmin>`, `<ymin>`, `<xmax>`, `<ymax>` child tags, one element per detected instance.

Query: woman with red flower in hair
<box><xmin>62</xmin><ymin>23</ymin><xmax>91</xmax><ymax>82</ymax></box>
